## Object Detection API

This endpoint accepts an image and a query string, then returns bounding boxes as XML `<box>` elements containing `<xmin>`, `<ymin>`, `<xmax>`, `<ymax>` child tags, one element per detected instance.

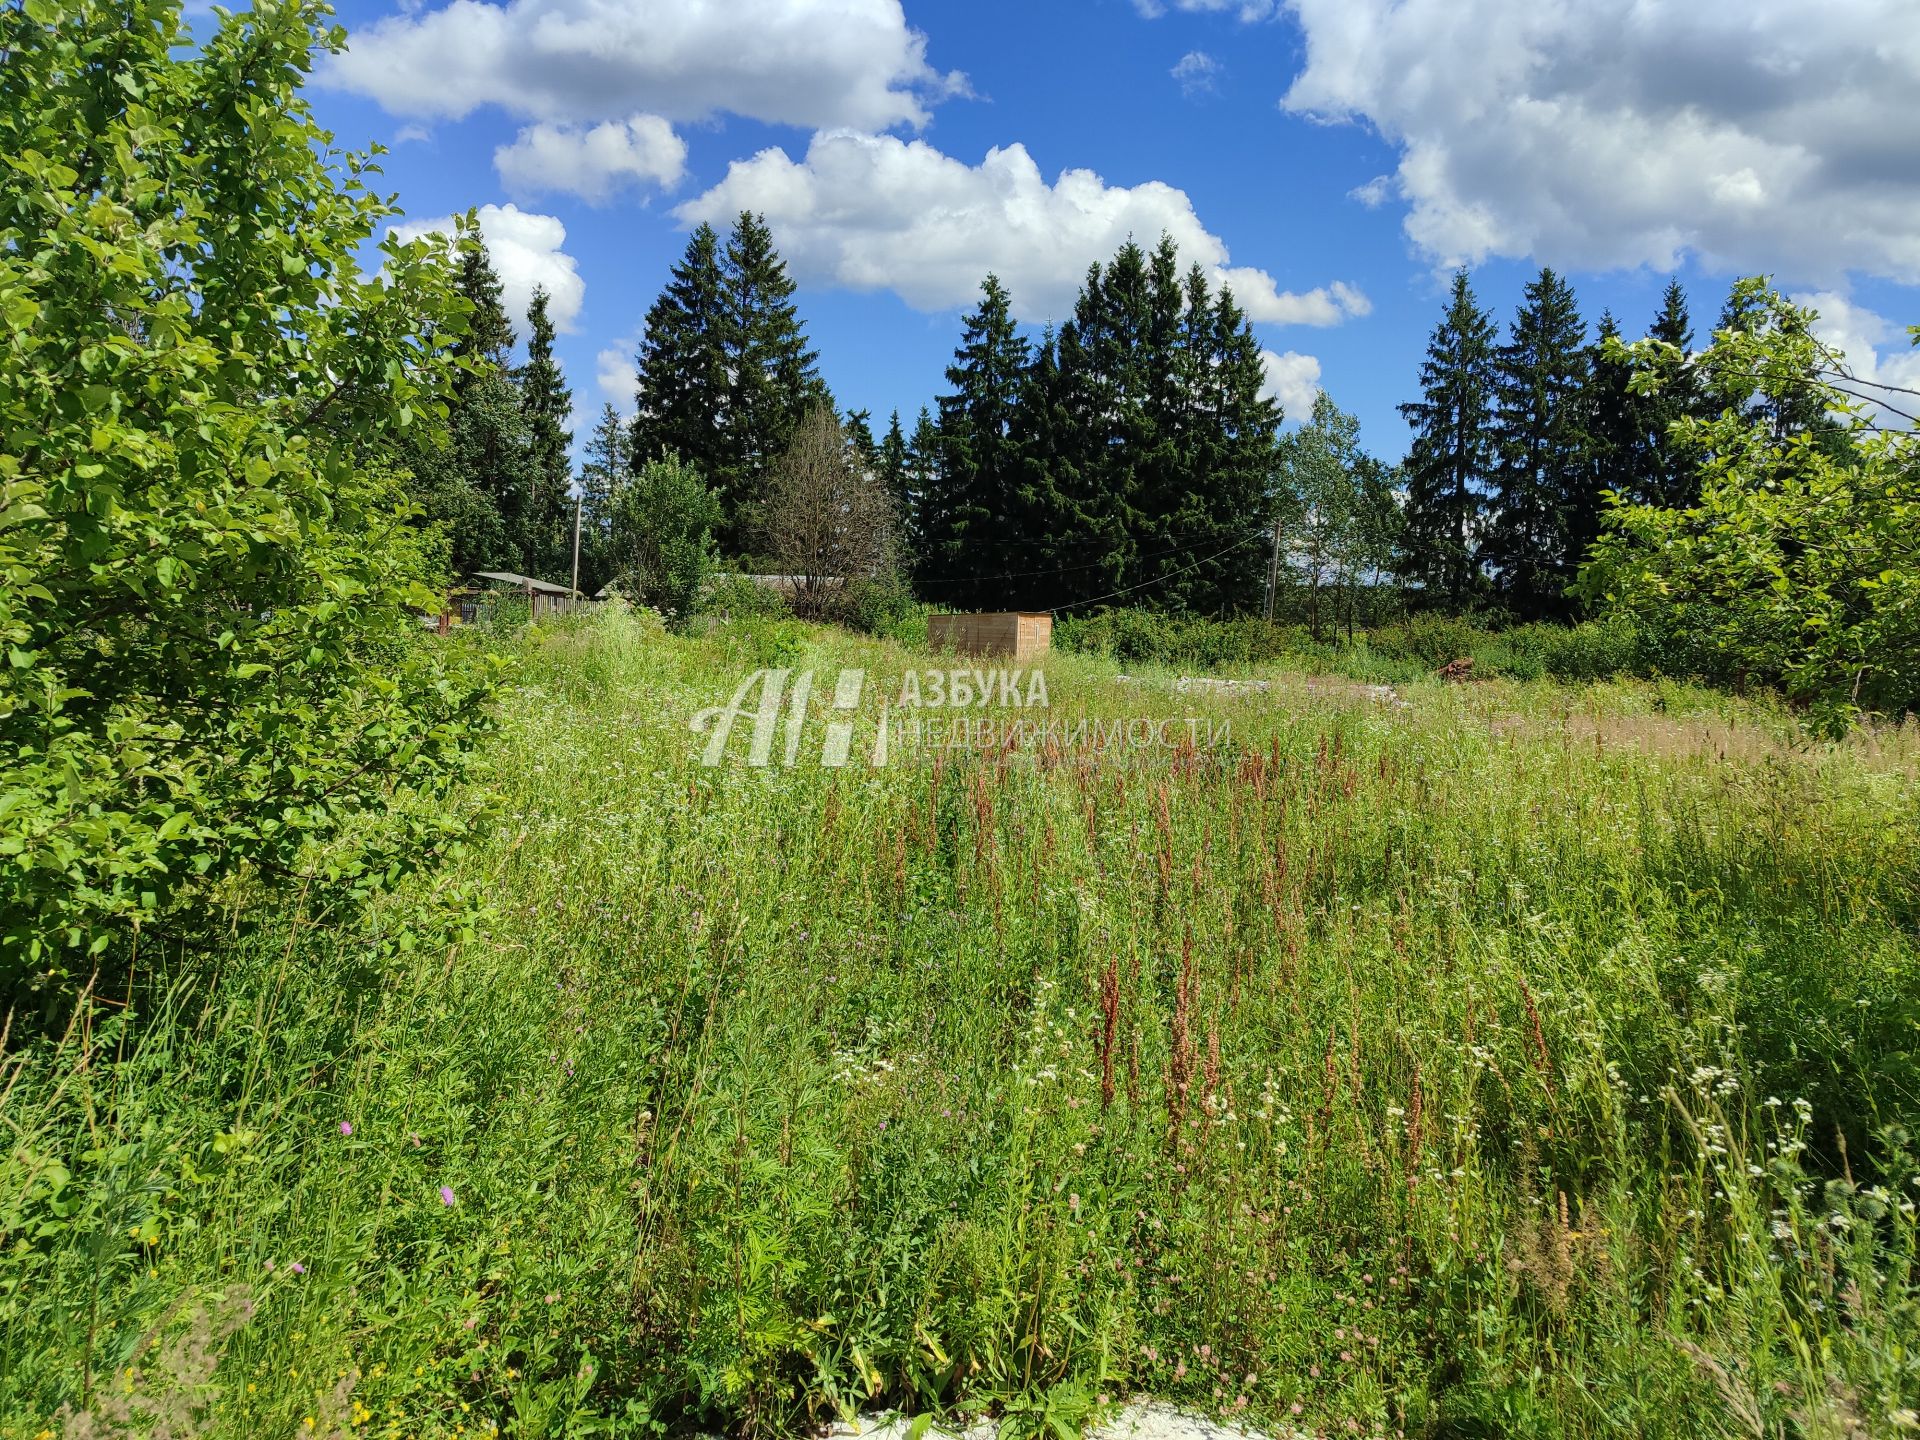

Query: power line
<box><xmin>1050</xmin><ymin>529</ymin><xmax>1271</xmax><ymax>614</ymax></box>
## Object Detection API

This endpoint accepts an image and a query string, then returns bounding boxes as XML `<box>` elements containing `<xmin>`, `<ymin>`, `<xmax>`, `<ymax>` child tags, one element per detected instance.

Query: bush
<box><xmin>607</xmin><ymin>454</ymin><xmax>722</xmax><ymax>627</ymax></box>
<box><xmin>0</xmin><ymin>0</ymin><xmax>491</xmax><ymax>996</ymax></box>
<box><xmin>700</xmin><ymin>572</ymin><xmax>792</xmax><ymax>621</ymax></box>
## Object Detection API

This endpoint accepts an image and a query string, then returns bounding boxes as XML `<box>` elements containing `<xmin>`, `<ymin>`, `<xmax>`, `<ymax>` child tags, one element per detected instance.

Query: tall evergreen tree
<box><xmin>877</xmin><ymin>410</ymin><xmax>915</xmax><ymax>552</ymax></box>
<box><xmin>1483</xmin><ymin>267</ymin><xmax>1593</xmax><ymax>619</ymax></box>
<box><xmin>719</xmin><ymin>211</ymin><xmax>827</xmax><ymax>553</ymax></box>
<box><xmin>408</xmin><ymin>235</ymin><xmax>531</xmax><ymax>577</ymax></box>
<box><xmin>905</xmin><ymin>406</ymin><xmax>941</xmax><ymax>573</ymax></box>
<box><xmin>1015</xmin><ymin>242</ymin><xmax>1277</xmax><ymax>612</ymax></box>
<box><xmin>452</xmin><ymin>238</ymin><xmax>516</xmax><ymax>376</ymax></box>
<box><xmin>632</xmin><ymin>222</ymin><xmax>728</xmax><ymax>476</ymax></box>
<box><xmin>1398</xmin><ymin>269</ymin><xmax>1498</xmax><ymax>610</ymax></box>
<box><xmin>577</xmin><ymin>404</ymin><xmax>630</xmax><ymax>594</ymax></box>
<box><xmin>1633</xmin><ymin>280</ymin><xmax>1705</xmax><ymax>508</ymax></box>
<box><xmin>929</xmin><ymin>273</ymin><xmax>1030</xmax><ymax>606</ymax></box>
<box><xmin>1586</xmin><ymin>308</ymin><xmax>1638</xmax><ymax>502</ymax></box>
<box><xmin>517</xmin><ymin>285</ymin><xmax>574</xmax><ymax>580</ymax></box>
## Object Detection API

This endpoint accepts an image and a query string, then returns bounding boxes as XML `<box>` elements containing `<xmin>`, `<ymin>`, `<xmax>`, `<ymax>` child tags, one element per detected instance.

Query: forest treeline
<box><xmin>430</xmin><ymin>219</ymin><xmax>1875</xmax><ymax>631</ymax></box>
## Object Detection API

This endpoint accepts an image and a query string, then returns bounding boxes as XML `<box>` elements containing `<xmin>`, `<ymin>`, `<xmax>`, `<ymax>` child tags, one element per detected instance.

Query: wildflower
<box><xmin>264</xmin><ymin>1259</ymin><xmax>276</xmax><ymax>1273</ymax></box>
<box><xmin>340</xmin><ymin>1122</ymin><xmax>353</xmax><ymax>1137</ymax></box>
<box><xmin>544</xmin><ymin>1293</ymin><xmax>558</xmax><ymax>1305</ymax></box>
<box><xmin>463</xmin><ymin>1316</ymin><xmax>479</xmax><ymax>1330</ymax></box>
<box><xmin>440</xmin><ymin>1186</ymin><xmax>456</xmax><ymax>1206</ymax></box>
<box><xmin>290</xmin><ymin>1262</ymin><xmax>307</xmax><ymax>1275</ymax></box>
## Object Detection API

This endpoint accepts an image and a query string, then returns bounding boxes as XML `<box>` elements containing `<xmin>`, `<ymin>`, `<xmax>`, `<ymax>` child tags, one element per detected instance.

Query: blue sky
<box><xmin>308</xmin><ymin>0</ymin><xmax>1920</xmax><ymax>460</ymax></box>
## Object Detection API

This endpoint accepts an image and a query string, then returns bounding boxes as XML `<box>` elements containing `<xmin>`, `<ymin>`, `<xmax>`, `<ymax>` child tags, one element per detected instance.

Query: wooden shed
<box><xmin>927</xmin><ymin>611</ymin><xmax>1053</xmax><ymax>662</ymax></box>
<box><xmin>470</xmin><ymin>571</ymin><xmax>579</xmax><ymax>622</ymax></box>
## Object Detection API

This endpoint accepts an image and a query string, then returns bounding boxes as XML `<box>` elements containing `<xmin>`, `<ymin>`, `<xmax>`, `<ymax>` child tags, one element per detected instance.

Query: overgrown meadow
<box><xmin>6</xmin><ymin>607</ymin><xmax>1919</xmax><ymax>1439</ymax></box>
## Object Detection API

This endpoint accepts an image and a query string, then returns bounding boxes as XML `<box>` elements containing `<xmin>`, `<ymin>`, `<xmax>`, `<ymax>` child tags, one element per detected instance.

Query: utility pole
<box><xmin>1263</xmin><ymin>511</ymin><xmax>1283</xmax><ymax>622</ymax></box>
<box><xmin>570</xmin><ymin>493</ymin><xmax>582</xmax><ymax>601</ymax></box>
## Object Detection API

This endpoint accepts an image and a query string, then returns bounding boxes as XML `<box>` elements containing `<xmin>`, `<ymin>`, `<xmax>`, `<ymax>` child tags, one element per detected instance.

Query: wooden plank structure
<box><xmin>469</xmin><ymin>571</ymin><xmax>579</xmax><ymax>622</ymax></box>
<box><xmin>927</xmin><ymin>611</ymin><xmax>1053</xmax><ymax>662</ymax></box>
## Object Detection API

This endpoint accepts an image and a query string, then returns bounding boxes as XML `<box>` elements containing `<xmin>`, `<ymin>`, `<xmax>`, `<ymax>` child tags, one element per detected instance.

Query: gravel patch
<box><xmin>827</xmin><ymin>1399</ymin><xmax>1305</xmax><ymax>1440</ymax></box>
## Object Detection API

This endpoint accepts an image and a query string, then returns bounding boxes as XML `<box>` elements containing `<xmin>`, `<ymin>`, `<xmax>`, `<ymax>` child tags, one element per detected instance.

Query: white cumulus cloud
<box><xmin>1793</xmin><ymin>291</ymin><xmax>1920</xmax><ymax>426</ymax></box>
<box><xmin>391</xmin><ymin>203</ymin><xmax>584</xmax><ymax>335</ymax></box>
<box><xmin>595</xmin><ymin>339</ymin><xmax>639</xmax><ymax>416</ymax></box>
<box><xmin>1259</xmin><ymin>350</ymin><xmax>1321</xmax><ymax>420</ymax></box>
<box><xmin>675</xmin><ymin>131</ymin><xmax>1368</xmax><ymax>327</ymax></box>
<box><xmin>1280</xmin><ymin>0</ymin><xmax>1920</xmax><ymax>284</ymax></box>
<box><xmin>326</xmin><ymin>0</ymin><xmax>963</xmax><ymax>133</ymax></box>
<box><xmin>495</xmin><ymin>115</ymin><xmax>687</xmax><ymax>202</ymax></box>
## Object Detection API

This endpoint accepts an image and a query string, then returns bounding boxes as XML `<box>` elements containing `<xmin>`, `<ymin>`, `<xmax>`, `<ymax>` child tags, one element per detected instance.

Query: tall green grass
<box><xmin>5</xmin><ymin>606</ymin><xmax>1918</xmax><ymax>1438</ymax></box>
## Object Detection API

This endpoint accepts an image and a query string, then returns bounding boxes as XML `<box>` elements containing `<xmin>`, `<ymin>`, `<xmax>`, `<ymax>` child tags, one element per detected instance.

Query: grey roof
<box><xmin>472</xmin><ymin>570</ymin><xmax>573</xmax><ymax>595</ymax></box>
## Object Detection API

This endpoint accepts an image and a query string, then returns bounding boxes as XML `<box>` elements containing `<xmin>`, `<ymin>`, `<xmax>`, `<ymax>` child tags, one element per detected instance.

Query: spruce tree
<box><xmin>517</xmin><ymin>285</ymin><xmax>574</xmax><ymax>580</ymax></box>
<box><xmin>1586</xmin><ymin>309</ymin><xmax>1639</xmax><ymax>510</ymax></box>
<box><xmin>1398</xmin><ymin>270</ymin><xmax>1498</xmax><ymax>611</ymax></box>
<box><xmin>1484</xmin><ymin>266</ymin><xmax>1592</xmax><ymax>619</ymax></box>
<box><xmin>930</xmin><ymin>273</ymin><xmax>1030</xmax><ymax>606</ymax></box>
<box><xmin>452</xmin><ymin>238</ymin><xmax>516</xmax><ymax>377</ymax></box>
<box><xmin>719</xmin><ymin>211</ymin><xmax>827</xmax><ymax>554</ymax></box>
<box><xmin>409</xmin><ymin>235</ymin><xmax>531</xmax><ymax>577</ymax></box>
<box><xmin>877</xmin><ymin>410</ymin><xmax>915</xmax><ymax>552</ymax></box>
<box><xmin>905</xmin><ymin>406</ymin><xmax>941</xmax><ymax>585</ymax></box>
<box><xmin>578</xmin><ymin>404</ymin><xmax>630</xmax><ymax>594</ymax></box>
<box><xmin>1027</xmin><ymin>254</ymin><xmax>1144</xmax><ymax>607</ymax></box>
<box><xmin>1635</xmin><ymin>280</ymin><xmax>1705</xmax><ymax>508</ymax></box>
<box><xmin>632</xmin><ymin>222</ymin><xmax>728</xmax><ymax>477</ymax></box>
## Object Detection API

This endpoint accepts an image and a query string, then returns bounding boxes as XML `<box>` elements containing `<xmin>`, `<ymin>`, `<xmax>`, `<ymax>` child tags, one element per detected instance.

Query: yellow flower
<box><xmin>304</xmin><ymin>1419</ymin><xmax>316</xmax><ymax>1431</ymax></box>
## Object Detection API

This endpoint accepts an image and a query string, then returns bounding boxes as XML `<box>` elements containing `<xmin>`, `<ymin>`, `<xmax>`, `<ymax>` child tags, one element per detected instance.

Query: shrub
<box><xmin>0</xmin><ymin>0</ymin><xmax>491</xmax><ymax>996</ymax></box>
<box><xmin>607</xmin><ymin>454</ymin><xmax>722</xmax><ymax>628</ymax></box>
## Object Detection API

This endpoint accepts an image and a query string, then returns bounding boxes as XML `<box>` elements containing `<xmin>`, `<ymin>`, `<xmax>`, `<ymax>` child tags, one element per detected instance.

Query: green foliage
<box><xmin>575</xmin><ymin>403</ymin><xmax>629</xmax><ymax>595</ymax></box>
<box><xmin>404</xmin><ymin>233</ymin><xmax>536</xmax><ymax>579</ymax></box>
<box><xmin>924</xmin><ymin>274</ymin><xmax>1030</xmax><ymax>606</ymax></box>
<box><xmin>0</xmin><ymin>0</ymin><xmax>493</xmax><ymax>991</ymax></box>
<box><xmin>632</xmin><ymin>215</ymin><xmax>828</xmax><ymax>556</ymax></box>
<box><xmin>609</xmin><ymin>454</ymin><xmax>723</xmax><ymax>626</ymax></box>
<box><xmin>1275</xmin><ymin>392</ymin><xmax>1404</xmax><ymax>640</ymax></box>
<box><xmin>5</xmin><ymin>609</ymin><xmax>1915</xmax><ymax>1437</ymax></box>
<box><xmin>1400</xmin><ymin>269</ymin><xmax>1499</xmax><ymax>609</ymax></box>
<box><xmin>1582</xmin><ymin>282</ymin><xmax>1920</xmax><ymax>734</ymax></box>
<box><xmin>517</xmin><ymin>285</ymin><xmax>576</xmax><ymax>581</ymax></box>
<box><xmin>1483</xmin><ymin>267</ymin><xmax>1596</xmax><ymax>620</ymax></box>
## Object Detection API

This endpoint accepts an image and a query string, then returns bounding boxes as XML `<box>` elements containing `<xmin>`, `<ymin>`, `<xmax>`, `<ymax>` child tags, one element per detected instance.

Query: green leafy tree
<box><xmin>517</xmin><ymin>285</ymin><xmax>574</xmax><ymax>580</ymax></box>
<box><xmin>609</xmin><ymin>454</ymin><xmax>722</xmax><ymax>626</ymax></box>
<box><xmin>1483</xmin><ymin>266</ymin><xmax>1593</xmax><ymax>619</ymax></box>
<box><xmin>1582</xmin><ymin>283</ymin><xmax>1919</xmax><ymax>734</ymax></box>
<box><xmin>0</xmin><ymin>0</ymin><xmax>492</xmax><ymax>989</ymax></box>
<box><xmin>1399</xmin><ymin>269</ymin><xmax>1498</xmax><ymax>611</ymax></box>
<box><xmin>1277</xmin><ymin>391</ymin><xmax>1366</xmax><ymax>640</ymax></box>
